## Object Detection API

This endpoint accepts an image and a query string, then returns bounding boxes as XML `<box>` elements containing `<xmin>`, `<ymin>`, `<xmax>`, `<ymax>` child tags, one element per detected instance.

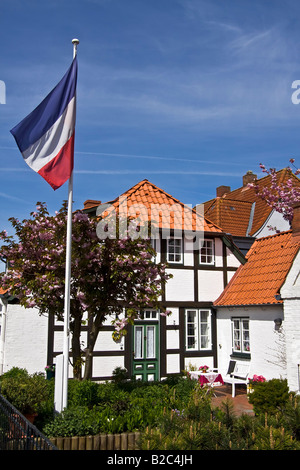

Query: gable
<box><xmin>214</xmin><ymin>231</ymin><xmax>300</xmax><ymax>307</ymax></box>
<box><xmin>204</xmin><ymin>169</ymin><xmax>300</xmax><ymax>238</ymax></box>
<box><xmin>84</xmin><ymin>179</ymin><xmax>223</xmax><ymax>235</ymax></box>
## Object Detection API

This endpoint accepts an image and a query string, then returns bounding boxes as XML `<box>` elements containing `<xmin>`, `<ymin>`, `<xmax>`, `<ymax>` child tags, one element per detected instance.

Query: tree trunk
<box><xmin>83</xmin><ymin>312</ymin><xmax>104</xmax><ymax>380</ymax></box>
<box><xmin>83</xmin><ymin>323</ymin><xmax>100</xmax><ymax>380</ymax></box>
<box><xmin>71</xmin><ymin>311</ymin><xmax>83</xmax><ymax>380</ymax></box>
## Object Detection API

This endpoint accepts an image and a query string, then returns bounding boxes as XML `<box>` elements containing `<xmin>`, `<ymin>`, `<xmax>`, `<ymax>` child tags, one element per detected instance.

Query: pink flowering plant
<box><xmin>248</xmin><ymin>159</ymin><xmax>300</xmax><ymax>230</ymax></box>
<box><xmin>248</xmin><ymin>374</ymin><xmax>266</xmax><ymax>385</ymax></box>
<box><xmin>0</xmin><ymin>202</ymin><xmax>172</xmax><ymax>380</ymax></box>
<box><xmin>199</xmin><ymin>365</ymin><xmax>209</xmax><ymax>373</ymax></box>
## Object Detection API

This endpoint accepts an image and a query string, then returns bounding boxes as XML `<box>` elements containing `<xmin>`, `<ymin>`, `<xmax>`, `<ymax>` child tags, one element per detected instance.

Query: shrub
<box><xmin>0</xmin><ymin>371</ymin><xmax>51</xmax><ymax>415</ymax></box>
<box><xmin>111</xmin><ymin>366</ymin><xmax>129</xmax><ymax>385</ymax></box>
<box><xmin>68</xmin><ymin>379</ymin><xmax>101</xmax><ymax>408</ymax></box>
<box><xmin>0</xmin><ymin>367</ymin><xmax>29</xmax><ymax>381</ymax></box>
<box><xmin>248</xmin><ymin>378</ymin><xmax>290</xmax><ymax>415</ymax></box>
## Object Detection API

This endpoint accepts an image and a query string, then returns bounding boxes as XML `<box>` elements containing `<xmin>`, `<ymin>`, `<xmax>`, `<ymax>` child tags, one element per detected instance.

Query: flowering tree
<box><xmin>249</xmin><ymin>159</ymin><xmax>300</xmax><ymax>227</ymax></box>
<box><xmin>0</xmin><ymin>202</ymin><xmax>171</xmax><ymax>380</ymax></box>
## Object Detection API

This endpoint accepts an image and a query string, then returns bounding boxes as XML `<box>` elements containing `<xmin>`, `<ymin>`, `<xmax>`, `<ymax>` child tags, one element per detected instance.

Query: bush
<box><xmin>68</xmin><ymin>379</ymin><xmax>101</xmax><ymax>408</ymax></box>
<box><xmin>27</xmin><ymin>374</ymin><xmax>300</xmax><ymax>450</ymax></box>
<box><xmin>0</xmin><ymin>371</ymin><xmax>51</xmax><ymax>415</ymax></box>
<box><xmin>248</xmin><ymin>378</ymin><xmax>290</xmax><ymax>415</ymax></box>
<box><xmin>0</xmin><ymin>366</ymin><xmax>29</xmax><ymax>381</ymax></box>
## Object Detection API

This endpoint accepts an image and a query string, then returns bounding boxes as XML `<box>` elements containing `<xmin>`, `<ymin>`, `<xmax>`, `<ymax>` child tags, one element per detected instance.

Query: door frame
<box><xmin>131</xmin><ymin>310</ymin><xmax>160</xmax><ymax>381</ymax></box>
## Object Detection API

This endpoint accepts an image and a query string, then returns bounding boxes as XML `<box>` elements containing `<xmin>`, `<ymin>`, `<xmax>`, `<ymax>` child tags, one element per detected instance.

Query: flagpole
<box><xmin>62</xmin><ymin>38</ymin><xmax>79</xmax><ymax>410</ymax></box>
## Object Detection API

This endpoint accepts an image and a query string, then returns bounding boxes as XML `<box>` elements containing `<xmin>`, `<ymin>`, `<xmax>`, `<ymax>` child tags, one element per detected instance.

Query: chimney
<box><xmin>243</xmin><ymin>171</ymin><xmax>257</xmax><ymax>187</ymax></box>
<box><xmin>216</xmin><ymin>185</ymin><xmax>231</xmax><ymax>197</ymax></box>
<box><xmin>83</xmin><ymin>200</ymin><xmax>102</xmax><ymax>210</ymax></box>
<box><xmin>292</xmin><ymin>202</ymin><xmax>300</xmax><ymax>241</ymax></box>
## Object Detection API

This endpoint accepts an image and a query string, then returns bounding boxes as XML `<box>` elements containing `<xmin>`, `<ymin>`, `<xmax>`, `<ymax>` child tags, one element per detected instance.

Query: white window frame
<box><xmin>134</xmin><ymin>325</ymin><xmax>144</xmax><ymax>359</ymax></box>
<box><xmin>167</xmin><ymin>237</ymin><xmax>183</xmax><ymax>264</ymax></box>
<box><xmin>136</xmin><ymin>309</ymin><xmax>158</xmax><ymax>321</ymax></box>
<box><xmin>231</xmin><ymin>317</ymin><xmax>250</xmax><ymax>353</ymax></box>
<box><xmin>185</xmin><ymin>309</ymin><xmax>212</xmax><ymax>351</ymax></box>
<box><xmin>199</xmin><ymin>239</ymin><xmax>214</xmax><ymax>265</ymax></box>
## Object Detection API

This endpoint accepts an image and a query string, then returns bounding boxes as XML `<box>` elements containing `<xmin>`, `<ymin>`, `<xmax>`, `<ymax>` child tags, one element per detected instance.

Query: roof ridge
<box><xmin>223</xmin><ymin>168</ymin><xmax>300</xmax><ymax>199</ymax></box>
<box><xmin>220</xmin><ymin>198</ymin><xmax>254</xmax><ymax>205</ymax></box>
<box><xmin>252</xmin><ymin>229</ymin><xmax>292</xmax><ymax>242</ymax></box>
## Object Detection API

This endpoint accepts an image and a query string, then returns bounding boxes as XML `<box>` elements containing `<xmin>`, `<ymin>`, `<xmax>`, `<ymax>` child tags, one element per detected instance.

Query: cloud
<box><xmin>75</xmin><ymin>169</ymin><xmax>242</xmax><ymax>177</ymax></box>
<box><xmin>76</xmin><ymin>150</ymin><xmax>245</xmax><ymax>166</ymax></box>
<box><xmin>0</xmin><ymin>191</ymin><xmax>31</xmax><ymax>203</ymax></box>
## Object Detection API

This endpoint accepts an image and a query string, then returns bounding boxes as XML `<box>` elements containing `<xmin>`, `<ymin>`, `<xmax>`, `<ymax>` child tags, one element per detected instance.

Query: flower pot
<box><xmin>46</xmin><ymin>370</ymin><xmax>55</xmax><ymax>380</ymax></box>
<box><xmin>24</xmin><ymin>412</ymin><xmax>38</xmax><ymax>424</ymax></box>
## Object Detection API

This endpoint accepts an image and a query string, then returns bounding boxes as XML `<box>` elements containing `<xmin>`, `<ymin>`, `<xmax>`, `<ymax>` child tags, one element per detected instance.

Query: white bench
<box><xmin>223</xmin><ymin>360</ymin><xmax>250</xmax><ymax>397</ymax></box>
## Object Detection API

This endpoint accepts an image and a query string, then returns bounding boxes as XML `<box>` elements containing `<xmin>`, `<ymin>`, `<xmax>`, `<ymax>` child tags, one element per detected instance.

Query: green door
<box><xmin>132</xmin><ymin>322</ymin><xmax>159</xmax><ymax>381</ymax></box>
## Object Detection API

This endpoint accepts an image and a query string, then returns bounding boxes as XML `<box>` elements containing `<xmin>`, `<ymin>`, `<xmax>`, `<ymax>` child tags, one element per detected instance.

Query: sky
<box><xmin>2</xmin><ymin>0</ymin><xmax>300</xmax><ymax>236</ymax></box>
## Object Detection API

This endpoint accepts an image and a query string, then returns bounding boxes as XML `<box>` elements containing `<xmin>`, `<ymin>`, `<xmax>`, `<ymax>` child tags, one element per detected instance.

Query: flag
<box><xmin>10</xmin><ymin>57</ymin><xmax>77</xmax><ymax>190</ymax></box>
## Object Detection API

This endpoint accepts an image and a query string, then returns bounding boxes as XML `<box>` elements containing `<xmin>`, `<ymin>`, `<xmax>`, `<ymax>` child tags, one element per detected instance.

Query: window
<box><xmin>136</xmin><ymin>309</ymin><xmax>158</xmax><ymax>321</ymax></box>
<box><xmin>185</xmin><ymin>309</ymin><xmax>211</xmax><ymax>351</ymax></box>
<box><xmin>200</xmin><ymin>239</ymin><xmax>214</xmax><ymax>264</ymax></box>
<box><xmin>167</xmin><ymin>237</ymin><xmax>182</xmax><ymax>263</ymax></box>
<box><xmin>232</xmin><ymin>318</ymin><xmax>250</xmax><ymax>353</ymax></box>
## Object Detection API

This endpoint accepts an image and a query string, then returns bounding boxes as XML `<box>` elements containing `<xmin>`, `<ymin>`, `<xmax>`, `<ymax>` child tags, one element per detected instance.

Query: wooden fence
<box><xmin>50</xmin><ymin>431</ymin><xmax>141</xmax><ymax>451</ymax></box>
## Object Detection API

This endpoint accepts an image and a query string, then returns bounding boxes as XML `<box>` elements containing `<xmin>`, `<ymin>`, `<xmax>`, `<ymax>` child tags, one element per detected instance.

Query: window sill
<box><xmin>231</xmin><ymin>352</ymin><xmax>251</xmax><ymax>360</ymax></box>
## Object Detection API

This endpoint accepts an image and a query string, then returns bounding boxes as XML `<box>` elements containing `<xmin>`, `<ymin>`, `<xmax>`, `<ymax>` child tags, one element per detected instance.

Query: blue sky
<box><xmin>1</xmin><ymin>0</ymin><xmax>300</xmax><ymax>235</ymax></box>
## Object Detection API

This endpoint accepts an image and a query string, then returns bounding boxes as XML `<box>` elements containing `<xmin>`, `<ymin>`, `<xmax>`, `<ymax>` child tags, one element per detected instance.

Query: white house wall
<box><xmin>92</xmin><ymin>356</ymin><xmax>126</xmax><ymax>379</ymax></box>
<box><xmin>280</xmin><ymin>250</ymin><xmax>300</xmax><ymax>392</ymax></box>
<box><xmin>2</xmin><ymin>305</ymin><xmax>48</xmax><ymax>375</ymax></box>
<box><xmin>226</xmin><ymin>247</ymin><xmax>241</xmax><ymax>268</ymax></box>
<box><xmin>214</xmin><ymin>238</ymin><xmax>223</xmax><ymax>267</ymax></box>
<box><xmin>184</xmin><ymin>357</ymin><xmax>214</xmax><ymax>371</ymax></box>
<box><xmin>254</xmin><ymin>210</ymin><xmax>290</xmax><ymax>238</ymax></box>
<box><xmin>216</xmin><ymin>305</ymin><xmax>286</xmax><ymax>382</ymax></box>
<box><xmin>198</xmin><ymin>270</ymin><xmax>224</xmax><ymax>302</ymax></box>
<box><xmin>165</xmin><ymin>269</ymin><xmax>194</xmax><ymax>302</ymax></box>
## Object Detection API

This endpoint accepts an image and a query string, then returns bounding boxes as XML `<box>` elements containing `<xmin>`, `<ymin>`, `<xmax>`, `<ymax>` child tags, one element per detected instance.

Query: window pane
<box><xmin>200</xmin><ymin>240</ymin><xmax>214</xmax><ymax>264</ymax></box>
<box><xmin>168</xmin><ymin>238</ymin><xmax>182</xmax><ymax>263</ymax></box>
<box><xmin>186</xmin><ymin>310</ymin><xmax>197</xmax><ymax>349</ymax></box>
<box><xmin>242</xmin><ymin>319</ymin><xmax>250</xmax><ymax>352</ymax></box>
<box><xmin>146</xmin><ymin>326</ymin><xmax>155</xmax><ymax>358</ymax></box>
<box><xmin>135</xmin><ymin>326</ymin><xmax>143</xmax><ymax>359</ymax></box>
<box><xmin>199</xmin><ymin>310</ymin><xmax>210</xmax><ymax>350</ymax></box>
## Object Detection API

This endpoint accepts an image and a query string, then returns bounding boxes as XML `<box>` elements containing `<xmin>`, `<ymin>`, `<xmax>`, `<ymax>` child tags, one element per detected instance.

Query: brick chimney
<box><xmin>292</xmin><ymin>202</ymin><xmax>300</xmax><ymax>242</ymax></box>
<box><xmin>216</xmin><ymin>185</ymin><xmax>231</xmax><ymax>197</ymax></box>
<box><xmin>83</xmin><ymin>200</ymin><xmax>102</xmax><ymax>210</ymax></box>
<box><xmin>243</xmin><ymin>171</ymin><xmax>257</xmax><ymax>187</ymax></box>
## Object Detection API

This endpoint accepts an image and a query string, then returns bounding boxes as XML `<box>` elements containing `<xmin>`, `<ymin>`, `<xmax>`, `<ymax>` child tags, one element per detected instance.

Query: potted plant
<box><xmin>45</xmin><ymin>364</ymin><xmax>55</xmax><ymax>380</ymax></box>
<box><xmin>247</xmin><ymin>374</ymin><xmax>266</xmax><ymax>394</ymax></box>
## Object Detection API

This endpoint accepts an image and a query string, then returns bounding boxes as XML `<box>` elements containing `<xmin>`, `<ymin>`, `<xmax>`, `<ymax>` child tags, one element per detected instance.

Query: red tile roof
<box><xmin>214</xmin><ymin>230</ymin><xmax>300</xmax><ymax>307</ymax></box>
<box><xmin>204</xmin><ymin>169</ymin><xmax>300</xmax><ymax>237</ymax></box>
<box><xmin>85</xmin><ymin>179</ymin><xmax>223</xmax><ymax>233</ymax></box>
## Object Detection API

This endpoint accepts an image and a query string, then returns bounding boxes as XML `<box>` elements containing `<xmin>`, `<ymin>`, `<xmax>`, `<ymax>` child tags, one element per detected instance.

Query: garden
<box><xmin>1</xmin><ymin>366</ymin><xmax>300</xmax><ymax>450</ymax></box>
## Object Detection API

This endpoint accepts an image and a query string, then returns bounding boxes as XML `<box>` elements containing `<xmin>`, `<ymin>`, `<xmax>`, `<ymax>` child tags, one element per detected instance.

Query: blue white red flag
<box><xmin>10</xmin><ymin>57</ymin><xmax>77</xmax><ymax>190</ymax></box>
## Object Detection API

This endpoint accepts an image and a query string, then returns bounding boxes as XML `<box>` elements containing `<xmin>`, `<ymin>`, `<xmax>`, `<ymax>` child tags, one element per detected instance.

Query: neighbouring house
<box><xmin>214</xmin><ymin>204</ymin><xmax>300</xmax><ymax>393</ymax></box>
<box><xmin>203</xmin><ymin>169</ymin><xmax>300</xmax><ymax>255</ymax></box>
<box><xmin>0</xmin><ymin>179</ymin><xmax>244</xmax><ymax>381</ymax></box>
